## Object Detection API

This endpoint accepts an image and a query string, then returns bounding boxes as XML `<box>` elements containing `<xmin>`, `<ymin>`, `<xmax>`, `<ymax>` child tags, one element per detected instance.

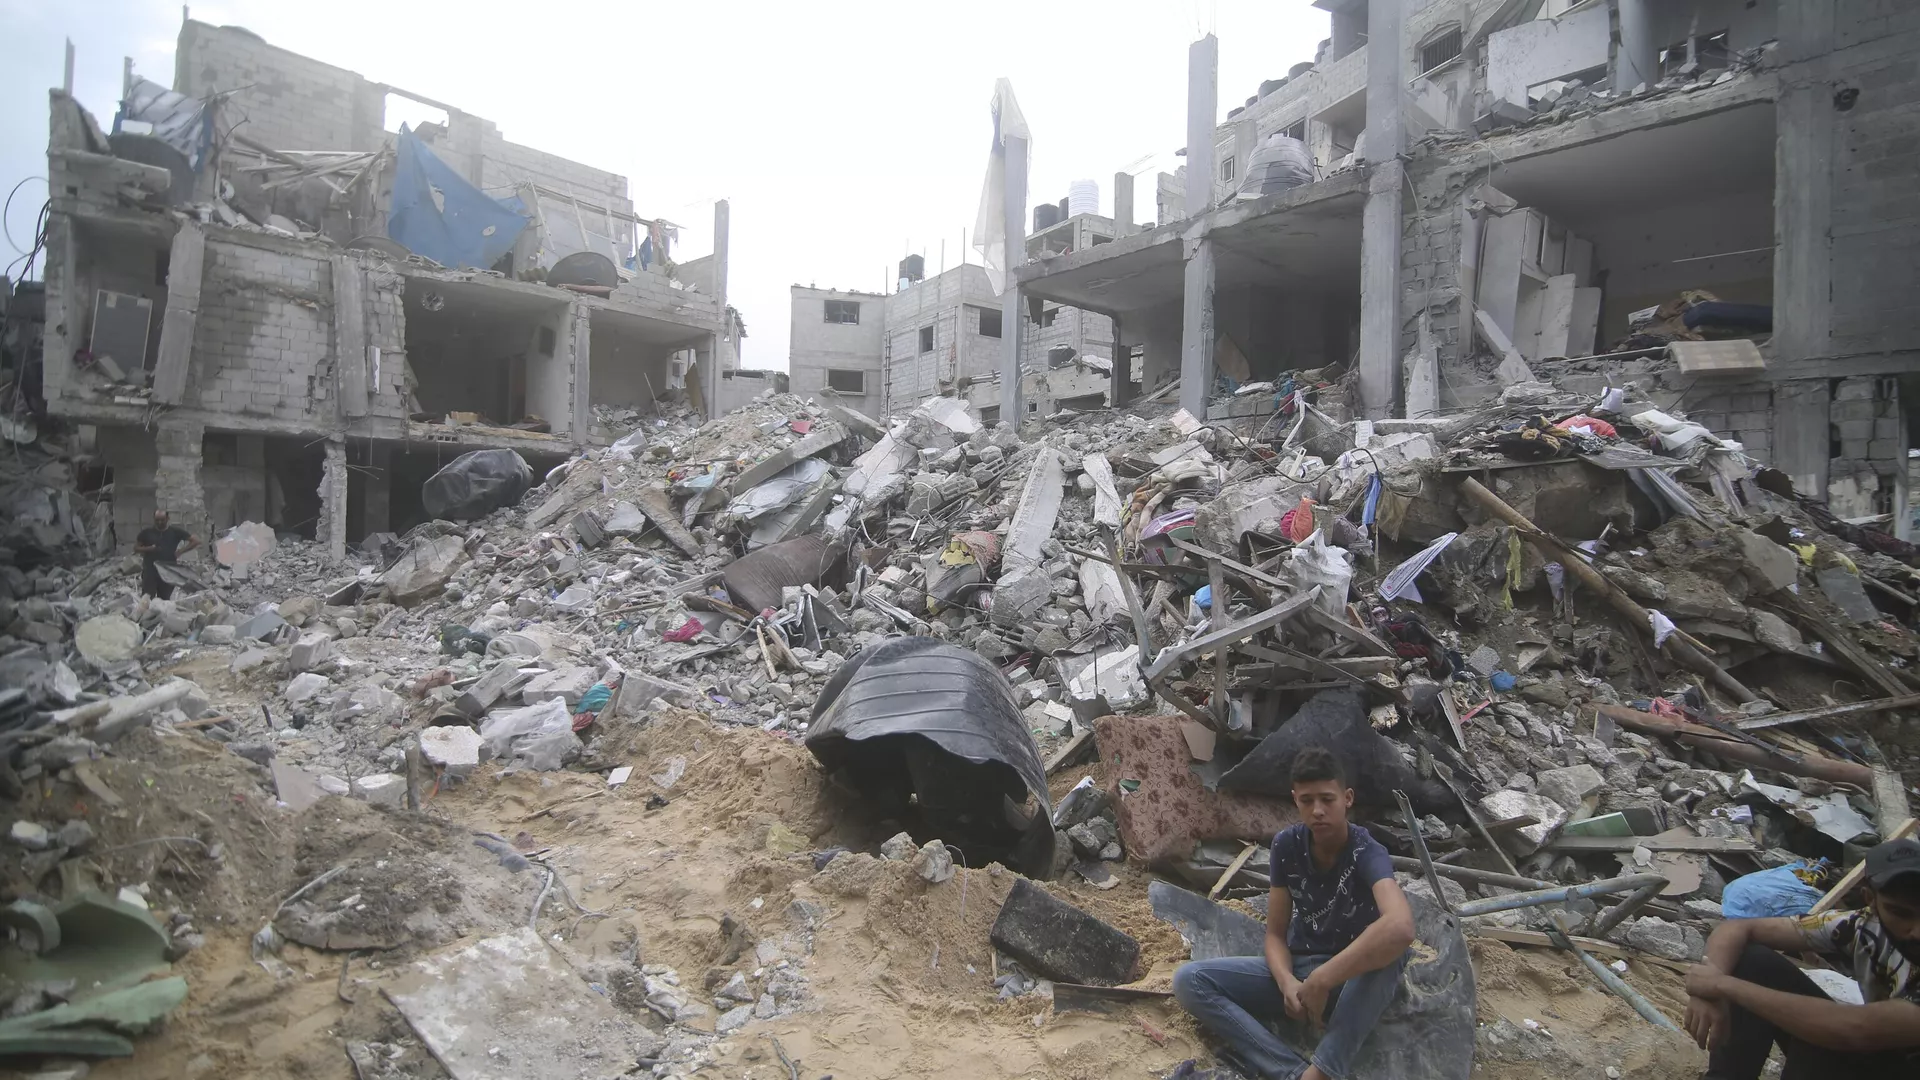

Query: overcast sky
<box><xmin>2</xmin><ymin>1</ymin><xmax>1329</xmax><ymax>369</ymax></box>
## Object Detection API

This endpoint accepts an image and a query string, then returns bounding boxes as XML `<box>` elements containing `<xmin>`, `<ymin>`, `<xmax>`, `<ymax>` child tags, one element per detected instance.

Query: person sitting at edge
<box><xmin>1172</xmin><ymin>746</ymin><xmax>1416</xmax><ymax>1080</ymax></box>
<box><xmin>1684</xmin><ymin>836</ymin><xmax>1920</xmax><ymax>1078</ymax></box>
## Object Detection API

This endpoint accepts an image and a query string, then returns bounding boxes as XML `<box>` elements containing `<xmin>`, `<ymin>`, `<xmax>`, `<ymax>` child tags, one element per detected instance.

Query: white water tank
<box><xmin>1067</xmin><ymin>179</ymin><xmax>1100</xmax><ymax>218</ymax></box>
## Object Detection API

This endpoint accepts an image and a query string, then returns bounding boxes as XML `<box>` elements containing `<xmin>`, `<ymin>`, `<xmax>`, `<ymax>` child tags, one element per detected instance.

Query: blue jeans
<box><xmin>1172</xmin><ymin>951</ymin><xmax>1407</xmax><ymax>1080</ymax></box>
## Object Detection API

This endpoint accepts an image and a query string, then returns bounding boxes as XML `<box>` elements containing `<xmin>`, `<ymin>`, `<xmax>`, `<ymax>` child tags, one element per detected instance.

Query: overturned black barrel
<box><xmin>805</xmin><ymin>637</ymin><xmax>1057</xmax><ymax>879</ymax></box>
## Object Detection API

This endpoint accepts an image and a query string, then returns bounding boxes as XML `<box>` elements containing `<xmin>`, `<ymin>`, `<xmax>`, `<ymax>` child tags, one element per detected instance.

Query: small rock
<box><xmin>54</xmin><ymin>820</ymin><xmax>95</xmax><ymax>851</ymax></box>
<box><xmin>715</xmin><ymin>1003</ymin><xmax>753</xmax><ymax>1034</ymax></box>
<box><xmin>198</xmin><ymin>624</ymin><xmax>236</xmax><ymax>645</ymax></box>
<box><xmin>285</xmin><ymin>672</ymin><xmax>331</xmax><ymax>702</ymax></box>
<box><xmin>753</xmin><ymin>992</ymin><xmax>777</xmax><ymax>1019</ymax></box>
<box><xmin>9</xmin><ymin>821</ymin><xmax>51</xmax><ymax>850</ymax></box>
<box><xmin>912</xmin><ymin>839</ymin><xmax>955</xmax><ymax>884</ymax></box>
<box><xmin>276</xmin><ymin>595</ymin><xmax>321</xmax><ymax>627</ymax></box>
<box><xmin>879</xmin><ymin>832</ymin><xmax>918</xmax><ymax>860</ymax></box>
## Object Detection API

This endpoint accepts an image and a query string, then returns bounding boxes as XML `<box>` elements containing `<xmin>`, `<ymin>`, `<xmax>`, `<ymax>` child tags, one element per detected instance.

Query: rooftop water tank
<box><xmin>1068</xmin><ymin>179</ymin><xmax>1099</xmax><ymax>218</ymax></box>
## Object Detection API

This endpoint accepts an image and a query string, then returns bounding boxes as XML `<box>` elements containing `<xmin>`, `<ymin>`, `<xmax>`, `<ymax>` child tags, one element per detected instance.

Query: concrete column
<box><xmin>1109</xmin><ymin>314</ymin><xmax>1135</xmax><ymax>408</ymax></box>
<box><xmin>319</xmin><ymin>435</ymin><xmax>348</xmax><ymax>563</ymax></box>
<box><xmin>1356</xmin><ymin>0</ymin><xmax>1406</xmax><ymax>420</ymax></box>
<box><xmin>1113</xmin><ymin>171</ymin><xmax>1134</xmax><ymax>235</ymax></box>
<box><xmin>1616</xmin><ymin>0</ymin><xmax>1660</xmax><ymax>92</ymax></box>
<box><xmin>709</xmin><ymin>199</ymin><xmax>729</xmax><ymax>414</ymax></box>
<box><xmin>999</xmin><ymin>135</ymin><xmax>1028</xmax><ymax>426</ymax></box>
<box><xmin>1143</xmin><ymin>305</ymin><xmax>1183</xmax><ymax>396</ymax></box>
<box><xmin>362</xmin><ymin>443</ymin><xmax>392</xmax><ymax>536</ymax></box>
<box><xmin>1773</xmin><ymin>80</ymin><xmax>1833</xmax><ymax>365</ymax></box>
<box><xmin>153</xmin><ymin>420</ymin><xmax>206</xmax><ymax>539</ymax></box>
<box><xmin>1179</xmin><ymin>34</ymin><xmax>1219</xmax><ymax>420</ymax></box>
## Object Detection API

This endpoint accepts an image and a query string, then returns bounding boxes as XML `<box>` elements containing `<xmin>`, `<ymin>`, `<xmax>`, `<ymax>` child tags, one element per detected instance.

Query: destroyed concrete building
<box><xmin>1011</xmin><ymin>0</ymin><xmax>1915</xmax><ymax>533</ymax></box>
<box><xmin>789</xmin><ymin>208</ymin><xmax>1122</xmax><ymax>425</ymax></box>
<box><xmin>33</xmin><ymin>20</ymin><xmax>736</xmax><ymax>560</ymax></box>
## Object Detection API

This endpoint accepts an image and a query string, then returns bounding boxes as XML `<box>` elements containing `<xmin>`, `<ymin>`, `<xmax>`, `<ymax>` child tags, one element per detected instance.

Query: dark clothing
<box><xmin>1706</xmin><ymin>943</ymin><xmax>1919</xmax><ymax>1079</ymax></box>
<box><xmin>136</xmin><ymin>525</ymin><xmax>189</xmax><ymax>599</ymax></box>
<box><xmin>1268</xmin><ymin>823</ymin><xmax>1395</xmax><ymax>955</ymax></box>
<box><xmin>1174</xmin><ymin>952</ymin><xmax>1406</xmax><ymax>1080</ymax></box>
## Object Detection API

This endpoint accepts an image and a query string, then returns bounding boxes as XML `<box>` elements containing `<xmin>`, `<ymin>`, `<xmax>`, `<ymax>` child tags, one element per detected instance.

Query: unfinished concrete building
<box><xmin>37</xmin><ymin>20</ymin><xmax>734</xmax><ymax>559</ymax></box>
<box><xmin>791</xmin><ymin>219</ymin><xmax>1121</xmax><ymax>426</ymax></box>
<box><xmin>1014</xmin><ymin>0</ymin><xmax>1917</xmax><ymax>535</ymax></box>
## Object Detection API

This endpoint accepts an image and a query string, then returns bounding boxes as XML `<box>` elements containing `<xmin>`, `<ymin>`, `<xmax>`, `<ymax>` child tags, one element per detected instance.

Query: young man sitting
<box><xmin>1173</xmin><ymin>747</ymin><xmax>1417</xmax><ymax>1080</ymax></box>
<box><xmin>1685</xmin><ymin>836</ymin><xmax>1920</xmax><ymax>1078</ymax></box>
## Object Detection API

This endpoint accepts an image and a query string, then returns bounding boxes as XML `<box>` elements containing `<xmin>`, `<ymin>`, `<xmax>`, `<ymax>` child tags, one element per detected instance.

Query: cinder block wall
<box><xmin>189</xmin><ymin>235</ymin><xmax>335</xmax><ymax>423</ymax></box>
<box><xmin>789</xmin><ymin>287</ymin><xmax>885</xmax><ymax>417</ymax></box>
<box><xmin>175</xmin><ymin>21</ymin><xmax>373</xmax><ymax>151</ymax></box>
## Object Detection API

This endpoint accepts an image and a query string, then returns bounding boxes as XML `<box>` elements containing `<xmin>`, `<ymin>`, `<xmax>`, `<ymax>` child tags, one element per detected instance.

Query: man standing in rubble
<box><xmin>1685</xmin><ymin>837</ymin><xmax>1920</xmax><ymax>1077</ymax></box>
<box><xmin>134</xmin><ymin>509</ymin><xmax>198</xmax><ymax>600</ymax></box>
<box><xmin>1172</xmin><ymin>747</ymin><xmax>1417</xmax><ymax>1080</ymax></box>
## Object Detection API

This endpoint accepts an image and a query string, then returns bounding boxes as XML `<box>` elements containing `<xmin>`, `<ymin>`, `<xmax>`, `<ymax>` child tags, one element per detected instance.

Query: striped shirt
<box><xmin>1794</xmin><ymin>908</ymin><xmax>1920</xmax><ymax>1005</ymax></box>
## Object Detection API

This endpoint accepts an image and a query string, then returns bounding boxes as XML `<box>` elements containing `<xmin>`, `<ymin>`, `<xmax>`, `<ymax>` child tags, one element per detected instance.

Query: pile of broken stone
<box><xmin>5</xmin><ymin>371</ymin><xmax>1917</xmax><ymax>1041</ymax></box>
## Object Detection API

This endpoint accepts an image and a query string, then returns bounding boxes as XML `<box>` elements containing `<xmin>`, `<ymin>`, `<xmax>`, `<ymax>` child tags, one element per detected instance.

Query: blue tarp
<box><xmin>114</xmin><ymin>77</ymin><xmax>212</xmax><ymax>170</ymax></box>
<box><xmin>387</xmin><ymin>129</ymin><xmax>528</xmax><ymax>270</ymax></box>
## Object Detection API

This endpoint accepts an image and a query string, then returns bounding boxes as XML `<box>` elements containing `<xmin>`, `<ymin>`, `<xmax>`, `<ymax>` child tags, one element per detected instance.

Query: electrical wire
<box><xmin>3</xmin><ymin>176</ymin><xmax>48</xmax><ymax>255</ymax></box>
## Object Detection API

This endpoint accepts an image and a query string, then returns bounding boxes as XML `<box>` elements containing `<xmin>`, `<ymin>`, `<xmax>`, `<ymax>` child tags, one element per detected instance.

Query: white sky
<box><xmin>1</xmin><ymin>1</ymin><xmax>1330</xmax><ymax>370</ymax></box>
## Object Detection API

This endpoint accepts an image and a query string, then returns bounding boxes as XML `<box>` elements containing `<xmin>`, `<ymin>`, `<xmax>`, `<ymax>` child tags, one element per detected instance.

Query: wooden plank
<box><xmin>1143</xmin><ymin>589</ymin><xmax>1319</xmax><ymax>682</ymax></box>
<box><xmin>1044</xmin><ymin>729</ymin><xmax>1096</xmax><ymax>775</ymax></box>
<box><xmin>1738</xmin><ymin>692</ymin><xmax>1920</xmax><ymax>731</ymax></box>
<box><xmin>1809</xmin><ymin>817</ymin><xmax>1918</xmax><ymax>915</ymax></box>
<box><xmin>1169</xmin><ymin>536</ymin><xmax>1289</xmax><ymax>592</ymax></box>
<box><xmin>1312</xmin><ymin>605</ymin><xmax>1397</xmax><ymax>657</ymax></box>
<box><xmin>1546</xmin><ymin>835</ymin><xmax>1758</xmax><ymax>854</ymax></box>
<box><xmin>1209</xmin><ymin>843</ymin><xmax>1258</xmax><ymax>901</ymax></box>
<box><xmin>151</xmin><ymin>220</ymin><xmax>205</xmax><ymax>405</ymax></box>
<box><xmin>1871</xmin><ymin>764</ymin><xmax>1912</xmax><ymax>836</ymax></box>
<box><xmin>1771</xmin><ymin>593</ymin><xmax>1914</xmax><ymax>699</ymax></box>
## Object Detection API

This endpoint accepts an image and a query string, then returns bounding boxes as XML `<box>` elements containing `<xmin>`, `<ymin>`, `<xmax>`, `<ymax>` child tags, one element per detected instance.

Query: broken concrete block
<box><xmin>1534</xmin><ymin>764</ymin><xmax>1606</xmax><ymax>817</ymax></box>
<box><xmin>520</xmin><ymin>665</ymin><xmax>596</xmax><ymax>706</ymax></box>
<box><xmin>351</xmin><ymin>773</ymin><xmax>407</xmax><ymax>808</ymax></box>
<box><xmin>277</xmin><ymin>595</ymin><xmax>321</xmax><ymax>627</ymax></box>
<box><xmin>1732</xmin><ymin>531</ymin><xmax>1797</xmax><ymax>593</ymax></box>
<box><xmin>879</xmin><ymin>832</ymin><xmax>918</xmax><ymax>861</ymax></box>
<box><xmin>289</xmin><ymin>632</ymin><xmax>333</xmax><ymax>673</ymax></box>
<box><xmin>236</xmin><ymin>609</ymin><xmax>292</xmax><ymax>643</ymax></box>
<box><xmin>1749</xmin><ymin>609</ymin><xmax>1803</xmax><ymax>653</ymax></box>
<box><xmin>198</xmin><ymin>624</ymin><xmax>236</xmax><ymax>645</ymax></box>
<box><xmin>612</xmin><ymin>673</ymin><xmax>699</xmax><ymax>716</ymax></box>
<box><xmin>74</xmin><ymin>613</ymin><xmax>142</xmax><ymax>666</ymax></box>
<box><xmin>1478</xmin><ymin>789</ymin><xmax>1569</xmax><ymax>854</ymax></box>
<box><xmin>378</xmin><ymin>534</ymin><xmax>467</xmax><ymax>605</ymax></box>
<box><xmin>912</xmin><ymin>839</ymin><xmax>955</xmax><ymax>883</ymax></box>
<box><xmin>1816</xmin><ymin>567</ymin><xmax>1880</xmax><ymax>623</ymax></box>
<box><xmin>1001</xmin><ymin>445</ymin><xmax>1064</xmax><ymax>579</ymax></box>
<box><xmin>989</xmin><ymin>877</ymin><xmax>1141</xmax><ymax>986</ymax></box>
<box><xmin>285</xmin><ymin>672</ymin><xmax>331</xmax><ymax>703</ymax></box>
<box><xmin>1065</xmin><ymin>646</ymin><xmax>1145</xmax><ymax>709</ymax></box>
<box><xmin>419</xmin><ymin>725</ymin><xmax>484</xmax><ymax>776</ymax></box>
<box><xmin>455</xmin><ymin>659</ymin><xmax>527</xmax><ymax>716</ymax></box>
<box><xmin>1192</xmin><ymin>474</ymin><xmax>1310</xmax><ymax>553</ymax></box>
<box><xmin>9</xmin><ymin>821</ymin><xmax>50</xmax><ymax>850</ymax></box>
<box><xmin>1077</xmin><ymin>557</ymin><xmax>1126</xmax><ymax>625</ymax></box>
<box><xmin>214</xmin><ymin>521</ymin><xmax>276</xmax><ymax>569</ymax></box>
<box><xmin>1621</xmin><ymin>916</ymin><xmax>1705</xmax><ymax>961</ymax></box>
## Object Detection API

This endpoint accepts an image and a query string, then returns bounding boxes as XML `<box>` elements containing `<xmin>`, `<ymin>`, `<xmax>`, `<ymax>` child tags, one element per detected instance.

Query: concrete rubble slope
<box><xmin>1</xmin><ymin>342</ymin><xmax>1917</xmax><ymax>1078</ymax></box>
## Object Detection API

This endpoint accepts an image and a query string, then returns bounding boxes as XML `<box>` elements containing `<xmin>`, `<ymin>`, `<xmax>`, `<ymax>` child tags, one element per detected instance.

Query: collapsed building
<box><xmin>26</xmin><ymin>20</ymin><xmax>739</xmax><ymax>561</ymax></box>
<box><xmin>1010</xmin><ymin>0</ymin><xmax>1915</xmax><ymax>533</ymax></box>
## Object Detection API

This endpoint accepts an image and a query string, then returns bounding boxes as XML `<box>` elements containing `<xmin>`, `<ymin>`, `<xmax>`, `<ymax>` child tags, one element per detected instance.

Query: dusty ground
<box><xmin>28</xmin><ymin>703</ymin><xmax>1715</xmax><ymax>1080</ymax></box>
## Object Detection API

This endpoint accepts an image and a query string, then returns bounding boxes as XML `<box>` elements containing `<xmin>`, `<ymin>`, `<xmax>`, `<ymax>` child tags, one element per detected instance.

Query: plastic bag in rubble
<box><xmin>1287</xmin><ymin>530</ymin><xmax>1353</xmax><ymax>618</ymax></box>
<box><xmin>421</xmin><ymin>449</ymin><xmax>533</xmax><ymax>521</ymax></box>
<box><xmin>1721</xmin><ymin>863</ymin><xmax>1828</xmax><ymax>920</ymax></box>
<box><xmin>604</xmin><ymin>429</ymin><xmax>648</xmax><ymax>462</ymax></box>
<box><xmin>1236</xmin><ymin>133</ymin><xmax>1315</xmax><ymax>200</ymax></box>
<box><xmin>477</xmin><ymin>698</ymin><xmax>578</xmax><ymax>771</ymax></box>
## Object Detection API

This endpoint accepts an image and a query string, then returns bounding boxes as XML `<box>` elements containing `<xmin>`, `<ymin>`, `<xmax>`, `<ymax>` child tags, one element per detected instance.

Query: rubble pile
<box><xmin>3</xmin><ymin>368</ymin><xmax>1917</xmax><ymax>1076</ymax></box>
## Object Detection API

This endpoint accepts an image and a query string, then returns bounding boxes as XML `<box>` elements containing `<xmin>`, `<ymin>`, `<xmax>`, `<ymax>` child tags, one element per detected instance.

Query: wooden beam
<box><xmin>1209</xmin><ymin>843</ymin><xmax>1259</xmax><ymax>901</ymax></box>
<box><xmin>1809</xmin><ymin>817</ymin><xmax>1918</xmax><ymax>915</ymax></box>
<box><xmin>1596</xmin><ymin>703</ymin><xmax>1875</xmax><ymax>787</ymax></box>
<box><xmin>1547</xmin><ymin>835</ymin><xmax>1758</xmax><ymax>854</ymax></box>
<box><xmin>1143</xmin><ymin>589</ymin><xmax>1319</xmax><ymax>682</ymax></box>
<box><xmin>1469</xmin><ymin>928</ymin><xmax>1691</xmax><ymax>973</ymax></box>
<box><xmin>1736</xmin><ymin>692</ymin><xmax>1920</xmax><ymax>731</ymax></box>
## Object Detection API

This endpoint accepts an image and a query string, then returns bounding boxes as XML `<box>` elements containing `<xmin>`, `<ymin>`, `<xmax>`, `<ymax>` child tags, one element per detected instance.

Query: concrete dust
<box><xmin>1468</xmin><ymin>938</ymin><xmax>1705</xmax><ymax>1080</ymax></box>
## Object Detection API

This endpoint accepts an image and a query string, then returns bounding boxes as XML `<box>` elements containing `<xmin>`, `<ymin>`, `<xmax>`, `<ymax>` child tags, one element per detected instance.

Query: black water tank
<box><xmin>1034</xmin><ymin>203</ymin><xmax>1063</xmax><ymax>231</ymax></box>
<box><xmin>899</xmin><ymin>254</ymin><xmax>925</xmax><ymax>282</ymax></box>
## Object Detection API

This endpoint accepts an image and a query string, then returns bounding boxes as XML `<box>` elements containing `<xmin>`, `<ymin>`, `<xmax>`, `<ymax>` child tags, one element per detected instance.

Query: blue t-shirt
<box><xmin>1269</xmin><ymin>823</ymin><xmax>1395</xmax><ymax>956</ymax></box>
